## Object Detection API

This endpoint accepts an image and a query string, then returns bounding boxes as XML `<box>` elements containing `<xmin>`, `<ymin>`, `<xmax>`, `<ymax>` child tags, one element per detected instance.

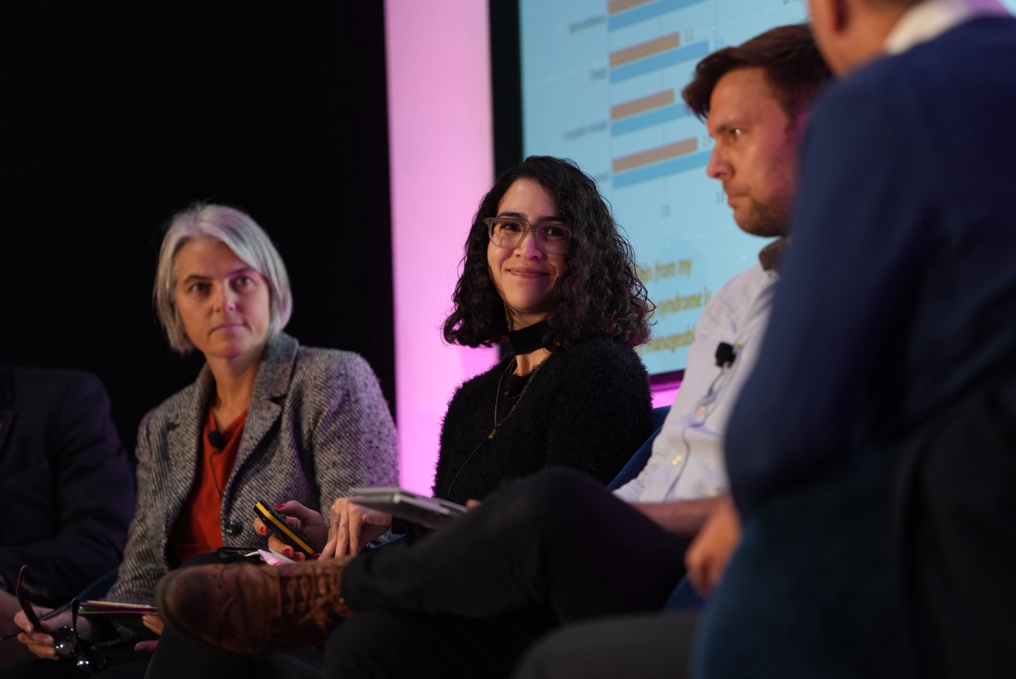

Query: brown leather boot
<box><xmin>155</xmin><ymin>557</ymin><xmax>354</xmax><ymax>654</ymax></box>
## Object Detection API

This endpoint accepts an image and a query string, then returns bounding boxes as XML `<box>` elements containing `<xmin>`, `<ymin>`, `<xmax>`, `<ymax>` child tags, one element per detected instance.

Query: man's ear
<box><xmin>812</xmin><ymin>0</ymin><xmax>852</xmax><ymax>34</ymax></box>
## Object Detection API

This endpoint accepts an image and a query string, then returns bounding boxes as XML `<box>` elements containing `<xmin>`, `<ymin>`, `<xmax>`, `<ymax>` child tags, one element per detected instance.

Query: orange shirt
<box><xmin>167</xmin><ymin>407</ymin><xmax>247</xmax><ymax>567</ymax></box>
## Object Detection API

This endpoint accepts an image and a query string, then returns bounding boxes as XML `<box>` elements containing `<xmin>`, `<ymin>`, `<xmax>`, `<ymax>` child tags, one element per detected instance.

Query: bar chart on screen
<box><xmin>520</xmin><ymin>0</ymin><xmax>808</xmax><ymax>378</ymax></box>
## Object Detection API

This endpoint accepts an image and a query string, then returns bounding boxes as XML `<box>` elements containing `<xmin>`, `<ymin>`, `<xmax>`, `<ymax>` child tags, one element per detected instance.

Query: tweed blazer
<box><xmin>106</xmin><ymin>332</ymin><xmax>398</xmax><ymax>605</ymax></box>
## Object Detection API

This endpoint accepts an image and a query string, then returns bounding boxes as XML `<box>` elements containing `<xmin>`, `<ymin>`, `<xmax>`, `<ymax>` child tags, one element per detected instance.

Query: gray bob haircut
<box><xmin>153</xmin><ymin>203</ymin><xmax>293</xmax><ymax>354</ymax></box>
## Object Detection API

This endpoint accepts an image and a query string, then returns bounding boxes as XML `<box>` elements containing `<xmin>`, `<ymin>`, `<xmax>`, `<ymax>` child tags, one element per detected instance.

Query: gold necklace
<box><xmin>489</xmin><ymin>355</ymin><xmax>550</xmax><ymax>439</ymax></box>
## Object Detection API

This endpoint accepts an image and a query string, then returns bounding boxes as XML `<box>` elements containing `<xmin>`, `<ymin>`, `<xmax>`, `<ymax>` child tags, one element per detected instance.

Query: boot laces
<box><xmin>278</xmin><ymin>565</ymin><xmax>342</xmax><ymax>626</ymax></box>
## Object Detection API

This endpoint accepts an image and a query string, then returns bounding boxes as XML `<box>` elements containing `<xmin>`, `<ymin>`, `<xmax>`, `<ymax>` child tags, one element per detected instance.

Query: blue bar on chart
<box><xmin>610</xmin><ymin>40</ymin><xmax>711</xmax><ymax>83</ymax></box>
<box><xmin>612</xmin><ymin>104</ymin><xmax>692</xmax><ymax>136</ymax></box>
<box><xmin>609</xmin><ymin>147</ymin><xmax>715</xmax><ymax>190</ymax></box>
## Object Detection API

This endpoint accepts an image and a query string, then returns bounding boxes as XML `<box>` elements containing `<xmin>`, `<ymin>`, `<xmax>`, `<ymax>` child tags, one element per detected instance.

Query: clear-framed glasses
<box><xmin>16</xmin><ymin>566</ymin><xmax>106</xmax><ymax>674</ymax></box>
<box><xmin>484</xmin><ymin>217</ymin><xmax>573</xmax><ymax>255</ymax></box>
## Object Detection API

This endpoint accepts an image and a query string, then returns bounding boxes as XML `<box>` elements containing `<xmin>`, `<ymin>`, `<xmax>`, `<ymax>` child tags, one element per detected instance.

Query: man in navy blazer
<box><xmin>0</xmin><ymin>366</ymin><xmax>134</xmax><ymax>662</ymax></box>
<box><xmin>696</xmin><ymin>1</ymin><xmax>1016</xmax><ymax>678</ymax></box>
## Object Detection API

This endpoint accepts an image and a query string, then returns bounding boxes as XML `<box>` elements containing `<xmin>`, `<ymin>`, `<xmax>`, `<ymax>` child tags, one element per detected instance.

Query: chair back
<box><xmin>607</xmin><ymin>406</ymin><xmax>670</xmax><ymax>490</ymax></box>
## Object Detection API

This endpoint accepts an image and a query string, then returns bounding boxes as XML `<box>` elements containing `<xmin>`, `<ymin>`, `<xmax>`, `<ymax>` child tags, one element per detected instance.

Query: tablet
<box><xmin>347</xmin><ymin>487</ymin><xmax>467</xmax><ymax>530</ymax></box>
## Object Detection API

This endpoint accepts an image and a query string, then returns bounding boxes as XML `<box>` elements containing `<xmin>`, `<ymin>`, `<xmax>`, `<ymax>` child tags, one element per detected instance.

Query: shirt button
<box><xmin>671</xmin><ymin>455</ymin><xmax>683</xmax><ymax>466</ymax></box>
<box><xmin>696</xmin><ymin>405</ymin><xmax>708</xmax><ymax>417</ymax></box>
<box><xmin>224</xmin><ymin>520</ymin><xmax>243</xmax><ymax>536</ymax></box>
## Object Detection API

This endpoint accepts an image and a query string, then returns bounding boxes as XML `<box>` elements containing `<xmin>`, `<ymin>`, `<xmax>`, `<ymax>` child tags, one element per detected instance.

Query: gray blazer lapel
<box><xmin>161</xmin><ymin>369</ymin><xmax>214</xmax><ymax>534</ymax></box>
<box><xmin>229</xmin><ymin>334</ymin><xmax>299</xmax><ymax>490</ymax></box>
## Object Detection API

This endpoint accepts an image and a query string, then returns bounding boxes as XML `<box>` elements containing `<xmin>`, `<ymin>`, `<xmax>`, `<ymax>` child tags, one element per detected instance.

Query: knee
<box><xmin>513</xmin><ymin>624</ymin><xmax>595</xmax><ymax>679</ymax></box>
<box><xmin>513</xmin><ymin>635</ymin><xmax>556</xmax><ymax>679</ymax></box>
<box><xmin>488</xmin><ymin>467</ymin><xmax>601</xmax><ymax>536</ymax></box>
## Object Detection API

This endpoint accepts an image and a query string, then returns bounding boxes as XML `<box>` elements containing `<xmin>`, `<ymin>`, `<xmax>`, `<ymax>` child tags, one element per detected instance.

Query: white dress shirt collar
<box><xmin>885</xmin><ymin>0</ymin><xmax>1012</xmax><ymax>55</ymax></box>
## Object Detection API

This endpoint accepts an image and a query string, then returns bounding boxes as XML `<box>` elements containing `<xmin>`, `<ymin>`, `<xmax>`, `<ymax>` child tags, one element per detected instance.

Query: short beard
<box><xmin>737</xmin><ymin>199</ymin><xmax>788</xmax><ymax>238</ymax></box>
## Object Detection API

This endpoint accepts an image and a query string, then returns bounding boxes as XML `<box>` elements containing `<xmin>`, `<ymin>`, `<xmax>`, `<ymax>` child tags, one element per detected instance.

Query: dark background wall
<box><xmin>0</xmin><ymin>2</ymin><xmax>394</xmax><ymax>454</ymax></box>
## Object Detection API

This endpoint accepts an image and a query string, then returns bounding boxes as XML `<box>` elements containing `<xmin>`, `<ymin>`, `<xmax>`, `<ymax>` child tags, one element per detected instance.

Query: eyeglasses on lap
<box><xmin>15</xmin><ymin>565</ymin><xmax>107</xmax><ymax>674</ymax></box>
<box><xmin>485</xmin><ymin>217</ymin><xmax>572</xmax><ymax>255</ymax></box>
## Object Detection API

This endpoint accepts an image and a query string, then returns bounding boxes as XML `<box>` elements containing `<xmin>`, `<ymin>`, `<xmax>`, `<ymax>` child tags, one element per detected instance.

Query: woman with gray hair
<box><xmin>11</xmin><ymin>202</ymin><xmax>398</xmax><ymax>677</ymax></box>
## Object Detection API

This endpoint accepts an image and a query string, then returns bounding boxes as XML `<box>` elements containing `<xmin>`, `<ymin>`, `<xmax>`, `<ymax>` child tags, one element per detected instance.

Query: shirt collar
<box><xmin>885</xmin><ymin>0</ymin><xmax>1011</xmax><ymax>55</ymax></box>
<box><xmin>758</xmin><ymin>237</ymin><xmax>790</xmax><ymax>273</ymax></box>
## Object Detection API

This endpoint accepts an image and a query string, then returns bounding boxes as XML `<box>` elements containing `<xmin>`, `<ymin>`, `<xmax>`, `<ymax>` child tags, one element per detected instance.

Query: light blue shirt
<box><xmin>614</xmin><ymin>254</ymin><xmax>779</xmax><ymax>504</ymax></box>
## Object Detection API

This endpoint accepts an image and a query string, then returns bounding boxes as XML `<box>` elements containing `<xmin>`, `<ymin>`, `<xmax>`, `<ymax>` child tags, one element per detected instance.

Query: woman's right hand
<box><xmin>321</xmin><ymin>497</ymin><xmax>392</xmax><ymax>559</ymax></box>
<box><xmin>253</xmin><ymin>500</ymin><xmax>330</xmax><ymax>560</ymax></box>
<box><xmin>13</xmin><ymin>607</ymin><xmax>95</xmax><ymax>660</ymax></box>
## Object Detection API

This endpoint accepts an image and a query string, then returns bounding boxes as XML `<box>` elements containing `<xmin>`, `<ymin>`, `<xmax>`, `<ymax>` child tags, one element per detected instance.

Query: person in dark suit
<box><xmin>0</xmin><ymin>365</ymin><xmax>133</xmax><ymax>668</ymax></box>
<box><xmin>694</xmin><ymin>1</ymin><xmax>1016</xmax><ymax>678</ymax></box>
<box><xmin>9</xmin><ymin>203</ymin><xmax>399</xmax><ymax>677</ymax></box>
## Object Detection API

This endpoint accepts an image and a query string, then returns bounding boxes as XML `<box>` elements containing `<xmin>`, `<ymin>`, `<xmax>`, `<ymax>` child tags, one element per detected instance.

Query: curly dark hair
<box><xmin>442</xmin><ymin>155</ymin><xmax>652</xmax><ymax>349</ymax></box>
<box><xmin>682</xmin><ymin>23</ymin><xmax>832</xmax><ymax>124</ymax></box>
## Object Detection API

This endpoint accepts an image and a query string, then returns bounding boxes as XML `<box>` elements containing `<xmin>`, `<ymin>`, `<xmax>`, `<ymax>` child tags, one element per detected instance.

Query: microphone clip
<box><xmin>715</xmin><ymin>342</ymin><xmax>736</xmax><ymax>368</ymax></box>
<box><xmin>207</xmin><ymin>429</ymin><xmax>227</xmax><ymax>451</ymax></box>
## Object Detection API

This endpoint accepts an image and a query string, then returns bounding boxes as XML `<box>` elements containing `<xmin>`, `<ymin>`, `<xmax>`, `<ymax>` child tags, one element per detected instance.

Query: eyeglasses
<box><xmin>15</xmin><ymin>566</ymin><xmax>106</xmax><ymax>674</ymax></box>
<box><xmin>485</xmin><ymin>217</ymin><xmax>573</xmax><ymax>255</ymax></box>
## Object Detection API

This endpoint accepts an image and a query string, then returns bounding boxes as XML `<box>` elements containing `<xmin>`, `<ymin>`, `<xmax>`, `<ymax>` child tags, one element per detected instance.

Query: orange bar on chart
<box><xmin>611</xmin><ymin>90</ymin><xmax>675</xmax><ymax>120</ymax></box>
<box><xmin>607</xmin><ymin>0</ymin><xmax>654</xmax><ymax>15</ymax></box>
<box><xmin>609</xmin><ymin>33</ymin><xmax>681</xmax><ymax>67</ymax></box>
<box><xmin>613</xmin><ymin>137</ymin><xmax>698</xmax><ymax>174</ymax></box>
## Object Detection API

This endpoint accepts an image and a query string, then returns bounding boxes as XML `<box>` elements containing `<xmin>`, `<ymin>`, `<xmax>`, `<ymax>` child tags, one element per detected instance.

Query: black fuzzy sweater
<box><xmin>433</xmin><ymin>337</ymin><xmax>654</xmax><ymax>505</ymax></box>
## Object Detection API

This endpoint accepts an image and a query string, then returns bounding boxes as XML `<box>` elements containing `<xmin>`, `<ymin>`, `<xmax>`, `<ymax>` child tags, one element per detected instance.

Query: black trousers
<box><xmin>511</xmin><ymin>610</ymin><xmax>699</xmax><ymax>679</ymax></box>
<box><xmin>325</xmin><ymin>467</ymin><xmax>688</xmax><ymax>678</ymax></box>
<box><xmin>0</xmin><ymin>649</ymin><xmax>150</xmax><ymax>679</ymax></box>
<box><xmin>895</xmin><ymin>372</ymin><xmax>1016</xmax><ymax>679</ymax></box>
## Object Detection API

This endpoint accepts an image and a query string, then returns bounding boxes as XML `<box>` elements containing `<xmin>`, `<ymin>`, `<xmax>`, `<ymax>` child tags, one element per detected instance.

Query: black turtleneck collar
<box><xmin>508</xmin><ymin>319</ymin><xmax>550</xmax><ymax>355</ymax></box>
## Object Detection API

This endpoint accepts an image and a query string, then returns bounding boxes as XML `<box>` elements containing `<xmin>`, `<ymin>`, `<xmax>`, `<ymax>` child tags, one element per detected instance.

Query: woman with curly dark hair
<box><xmin>443</xmin><ymin>154</ymin><xmax>652</xmax><ymax>351</ymax></box>
<box><xmin>243</xmin><ymin>155</ymin><xmax>656</xmax><ymax>561</ymax></box>
<box><xmin>424</xmin><ymin>154</ymin><xmax>656</xmax><ymax>508</ymax></box>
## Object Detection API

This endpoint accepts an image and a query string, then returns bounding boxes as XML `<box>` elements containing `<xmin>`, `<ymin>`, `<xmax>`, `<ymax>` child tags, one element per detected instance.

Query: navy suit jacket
<box><xmin>0</xmin><ymin>366</ymin><xmax>134</xmax><ymax>606</ymax></box>
<box><xmin>696</xmin><ymin>15</ymin><xmax>1016</xmax><ymax>679</ymax></box>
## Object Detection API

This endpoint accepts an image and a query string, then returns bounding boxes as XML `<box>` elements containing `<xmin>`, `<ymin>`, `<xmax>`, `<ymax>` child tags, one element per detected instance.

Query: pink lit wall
<box><xmin>385</xmin><ymin>0</ymin><xmax>498</xmax><ymax>493</ymax></box>
<box><xmin>385</xmin><ymin>2</ymin><xmax>679</xmax><ymax>492</ymax></box>
<box><xmin>652</xmin><ymin>386</ymin><xmax>679</xmax><ymax>410</ymax></box>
